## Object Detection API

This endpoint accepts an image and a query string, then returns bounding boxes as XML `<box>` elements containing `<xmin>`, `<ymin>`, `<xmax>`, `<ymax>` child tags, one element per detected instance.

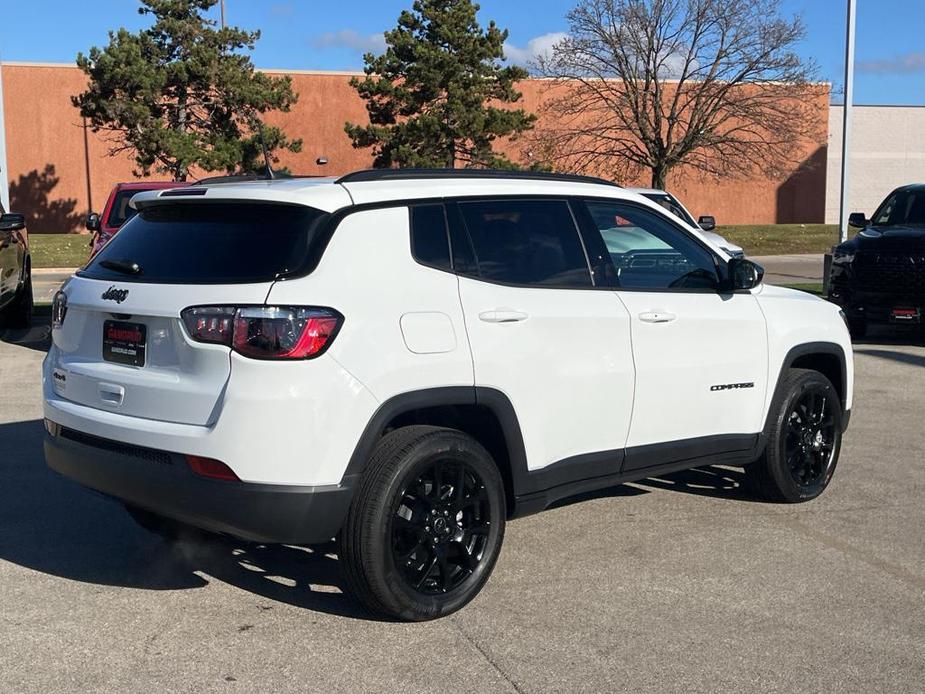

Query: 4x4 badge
<box><xmin>101</xmin><ymin>286</ymin><xmax>129</xmax><ymax>303</ymax></box>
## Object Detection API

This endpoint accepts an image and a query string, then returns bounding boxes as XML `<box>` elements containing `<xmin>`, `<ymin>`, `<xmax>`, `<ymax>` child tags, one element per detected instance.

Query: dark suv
<box><xmin>829</xmin><ymin>184</ymin><xmax>925</xmax><ymax>337</ymax></box>
<box><xmin>0</xmin><ymin>203</ymin><xmax>32</xmax><ymax>328</ymax></box>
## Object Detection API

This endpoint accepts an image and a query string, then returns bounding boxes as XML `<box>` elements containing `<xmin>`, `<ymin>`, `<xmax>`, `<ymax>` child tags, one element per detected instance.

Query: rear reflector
<box><xmin>181</xmin><ymin>305</ymin><xmax>342</xmax><ymax>360</ymax></box>
<box><xmin>186</xmin><ymin>455</ymin><xmax>239</xmax><ymax>481</ymax></box>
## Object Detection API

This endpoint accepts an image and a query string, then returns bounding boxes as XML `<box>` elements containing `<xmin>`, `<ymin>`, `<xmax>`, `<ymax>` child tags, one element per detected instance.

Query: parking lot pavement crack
<box><xmin>778</xmin><ymin>514</ymin><xmax>925</xmax><ymax>593</ymax></box>
<box><xmin>449</xmin><ymin>619</ymin><xmax>527</xmax><ymax>694</ymax></box>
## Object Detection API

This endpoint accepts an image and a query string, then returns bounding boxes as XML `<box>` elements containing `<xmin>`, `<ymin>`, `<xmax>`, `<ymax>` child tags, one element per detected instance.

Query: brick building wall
<box><xmin>1</xmin><ymin>62</ymin><xmax>829</xmax><ymax>233</ymax></box>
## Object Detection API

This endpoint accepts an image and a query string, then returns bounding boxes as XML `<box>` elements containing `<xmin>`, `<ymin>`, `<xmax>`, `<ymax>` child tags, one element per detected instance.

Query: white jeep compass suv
<box><xmin>43</xmin><ymin>169</ymin><xmax>853</xmax><ymax>621</ymax></box>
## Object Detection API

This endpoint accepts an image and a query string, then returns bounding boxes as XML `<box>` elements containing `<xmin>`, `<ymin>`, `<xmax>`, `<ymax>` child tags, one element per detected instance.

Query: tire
<box><xmin>0</xmin><ymin>269</ymin><xmax>33</xmax><ymax>329</ymax></box>
<box><xmin>124</xmin><ymin>504</ymin><xmax>202</xmax><ymax>543</ymax></box>
<box><xmin>339</xmin><ymin>425</ymin><xmax>506</xmax><ymax>621</ymax></box>
<box><xmin>847</xmin><ymin>318</ymin><xmax>866</xmax><ymax>339</ymax></box>
<box><xmin>745</xmin><ymin>368</ymin><xmax>842</xmax><ymax>503</ymax></box>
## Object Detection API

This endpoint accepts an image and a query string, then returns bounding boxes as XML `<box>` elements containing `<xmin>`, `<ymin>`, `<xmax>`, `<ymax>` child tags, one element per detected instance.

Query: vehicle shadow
<box><xmin>853</xmin><ymin>325</ymin><xmax>925</xmax><ymax>348</ymax></box>
<box><xmin>547</xmin><ymin>482</ymin><xmax>649</xmax><ymax>510</ymax></box>
<box><xmin>0</xmin><ymin>309</ymin><xmax>52</xmax><ymax>353</ymax></box>
<box><xmin>853</xmin><ymin>347</ymin><xmax>925</xmax><ymax>368</ymax></box>
<box><xmin>632</xmin><ymin>464</ymin><xmax>758</xmax><ymax>501</ymax></box>
<box><xmin>0</xmin><ymin>419</ymin><xmax>374</xmax><ymax>621</ymax></box>
<box><xmin>546</xmin><ymin>463</ymin><xmax>758</xmax><ymax>511</ymax></box>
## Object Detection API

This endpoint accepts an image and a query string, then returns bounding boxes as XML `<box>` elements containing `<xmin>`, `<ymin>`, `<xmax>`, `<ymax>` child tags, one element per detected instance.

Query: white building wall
<box><xmin>827</xmin><ymin>105</ymin><xmax>925</xmax><ymax>223</ymax></box>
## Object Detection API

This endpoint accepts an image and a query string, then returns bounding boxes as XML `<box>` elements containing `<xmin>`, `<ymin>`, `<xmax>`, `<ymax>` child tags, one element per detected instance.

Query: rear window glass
<box><xmin>81</xmin><ymin>203</ymin><xmax>328</xmax><ymax>284</ymax></box>
<box><xmin>410</xmin><ymin>204</ymin><xmax>451</xmax><ymax>270</ymax></box>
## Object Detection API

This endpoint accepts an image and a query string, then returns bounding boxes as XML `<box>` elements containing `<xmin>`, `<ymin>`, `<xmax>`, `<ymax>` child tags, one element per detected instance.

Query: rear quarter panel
<box><xmin>266</xmin><ymin>205</ymin><xmax>475</xmax><ymax>401</ymax></box>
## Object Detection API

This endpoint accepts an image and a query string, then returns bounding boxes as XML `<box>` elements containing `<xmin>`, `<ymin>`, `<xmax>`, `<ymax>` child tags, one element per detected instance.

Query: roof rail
<box><xmin>335</xmin><ymin>168</ymin><xmax>620</xmax><ymax>187</ymax></box>
<box><xmin>194</xmin><ymin>172</ymin><xmax>328</xmax><ymax>185</ymax></box>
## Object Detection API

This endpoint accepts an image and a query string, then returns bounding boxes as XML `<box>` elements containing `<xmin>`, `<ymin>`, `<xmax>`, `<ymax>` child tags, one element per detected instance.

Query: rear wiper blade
<box><xmin>99</xmin><ymin>259</ymin><xmax>142</xmax><ymax>275</ymax></box>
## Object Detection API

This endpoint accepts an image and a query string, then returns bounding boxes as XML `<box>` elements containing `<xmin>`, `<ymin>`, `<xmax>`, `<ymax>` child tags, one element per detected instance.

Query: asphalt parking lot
<box><xmin>1</xmin><ymin>316</ymin><xmax>923</xmax><ymax>693</ymax></box>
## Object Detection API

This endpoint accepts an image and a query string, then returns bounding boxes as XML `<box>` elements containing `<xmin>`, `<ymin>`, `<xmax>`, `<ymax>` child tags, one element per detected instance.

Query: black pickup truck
<box><xmin>829</xmin><ymin>184</ymin><xmax>925</xmax><ymax>338</ymax></box>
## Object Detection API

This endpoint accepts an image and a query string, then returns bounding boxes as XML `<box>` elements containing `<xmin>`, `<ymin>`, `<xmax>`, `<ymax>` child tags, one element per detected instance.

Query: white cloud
<box><xmin>858</xmin><ymin>52</ymin><xmax>925</xmax><ymax>75</ymax></box>
<box><xmin>312</xmin><ymin>29</ymin><xmax>387</xmax><ymax>55</ymax></box>
<box><xmin>504</xmin><ymin>32</ymin><xmax>568</xmax><ymax>67</ymax></box>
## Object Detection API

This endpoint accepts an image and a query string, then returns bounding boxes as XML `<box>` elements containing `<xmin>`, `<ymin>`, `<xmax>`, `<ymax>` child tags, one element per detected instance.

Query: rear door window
<box><xmin>81</xmin><ymin>203</ymin><xmax>328</xmax><ymax>284</ymax></box>
<box><xmin>457</xmin><ymin>199</ymin><xmax>592</xmax><ymax>287</ymax></box>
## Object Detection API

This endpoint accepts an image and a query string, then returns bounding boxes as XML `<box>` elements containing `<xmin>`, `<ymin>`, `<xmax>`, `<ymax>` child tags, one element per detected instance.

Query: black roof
<box><xmin>335</xmin><ymin>168</ymin><xmax>620</xmax><ymax>187</ymax></box>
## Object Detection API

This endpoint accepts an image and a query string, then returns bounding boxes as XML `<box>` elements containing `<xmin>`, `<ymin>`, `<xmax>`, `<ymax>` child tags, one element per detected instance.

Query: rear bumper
<box><xmin>44</xmin><ymin>424</ymin><xmax>356</xmax><ymax>544</ymax></box>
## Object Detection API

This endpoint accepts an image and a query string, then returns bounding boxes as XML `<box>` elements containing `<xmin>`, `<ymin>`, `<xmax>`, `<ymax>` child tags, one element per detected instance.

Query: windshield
<box><xmin>640</xmin><ymin>193</ymin><xmax>697</xmax><ymax>227</ymax></box>
<box><xmin>872</xmin><ymin>189</ymin><xmax>925</xmax><ymax>226</ymax></box>
<box><xmin>105</xmin><ymin>190</ymin><xmax>146</xmax><ymax>228</ymax></box>
<box><xmin>81</xmin><ymin>203</ymin><xmax>328</xmax><ymax>284</ymax></box>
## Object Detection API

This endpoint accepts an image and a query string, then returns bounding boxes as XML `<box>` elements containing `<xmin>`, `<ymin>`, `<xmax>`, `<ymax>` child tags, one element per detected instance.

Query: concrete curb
<box><xmin>33</xmin><ymin>268</ymin><xmax>78</xmax><ymax>275</ymax></box>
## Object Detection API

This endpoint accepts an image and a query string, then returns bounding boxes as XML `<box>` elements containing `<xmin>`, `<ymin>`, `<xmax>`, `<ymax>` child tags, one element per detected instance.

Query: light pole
<box><xmin>0</xmin><ymin>58</ymin><xmax>9</xmax><ymax>211</ymax></box>
<box><xmin>837</xmin><ymin>0</ymin><xmax>857</xmax><ymax>244</ymax></box>
<box><xmin>220</xmin><ymin>0</ymin><xmax>226</xmax><ymax>29</ymax></box>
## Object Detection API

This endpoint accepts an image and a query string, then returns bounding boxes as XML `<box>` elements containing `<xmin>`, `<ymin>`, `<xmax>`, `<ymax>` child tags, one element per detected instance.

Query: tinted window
<box><xmin>459</xmin><ymin>199</ymin><xmax>591</xmax><ymax>287</ymax></box>
<box><xmin>410</xmin><ymin>205</ymin><xmax>451</xmax><ymax>270</ymax></box>
<box><xmin>106</xmin><ymin>190</ymin><xmax>143</xmax><ymax>228</ymax></box>
<box><xmin>447</xmin><ymin>204</ymin><xmax>478</xmax><ymax>275</ymax></box>
<box><xmin>873</xmin><ymin>189</ymin><xmax>925</xmax><ymax>226</ymax></box>
<box><xmin>584</xmin><ymin>201</ymin><xmax>718</xmax><ymax>290</ymax></box>
<box><xmin>81</xmin><ymin>203</ymin><xmax>327</xmax><ymax>284</ymax></box>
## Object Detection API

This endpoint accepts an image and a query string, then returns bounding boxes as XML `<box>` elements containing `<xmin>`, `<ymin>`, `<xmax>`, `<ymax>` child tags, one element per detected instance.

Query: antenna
<box><xmin>257</xmin><ymin>124</ymin><xmax>275</xmax><ymax>180</ymax></box>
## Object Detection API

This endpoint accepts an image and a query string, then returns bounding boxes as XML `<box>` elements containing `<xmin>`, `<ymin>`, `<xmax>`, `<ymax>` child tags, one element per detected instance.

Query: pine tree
<box><xmin>346</xmin><ymin>0</ymin><xmax>535</xmax><ymax>169</ymax></box>
<box><xmin>73</xmin><ymin>0</ymin><xmax>301</xmax><ymax>181</ymax></box>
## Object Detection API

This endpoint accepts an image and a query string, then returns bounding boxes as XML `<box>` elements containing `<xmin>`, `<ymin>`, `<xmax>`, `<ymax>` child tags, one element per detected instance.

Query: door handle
<box><xmin>638</xmin><ymin>311</ymin><xmax>677</xmax><ymax>324</ymax></box>
<box><xmin>479</xmin><ymin>309</ymin><xmax>529</xmax><ymax>323</ymax></box>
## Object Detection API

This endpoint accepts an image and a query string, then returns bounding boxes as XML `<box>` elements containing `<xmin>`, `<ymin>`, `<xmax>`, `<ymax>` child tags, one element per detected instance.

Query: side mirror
<box><xmin>728</xmin><ymin>257</ymin><xmax>764</xmax><ymax>291</ymax></box>
<box><xmin>0</xmin><ymin>212</ymin><xmax>26</xmax><ymax>232</ymax></box>
<box><xmin>698</xmin><ymin>215</ymin><xmax>716</xmax><ymax>232</ymax></box>
<box><xmin>848</xmin><ymin>212</ymin><xmax>868</xmax><ymax>228</ymax></box>
<box><xmin>85</xmin><ymin>212</ymin><xmax>101</xmax><ymax>232</ymax></box>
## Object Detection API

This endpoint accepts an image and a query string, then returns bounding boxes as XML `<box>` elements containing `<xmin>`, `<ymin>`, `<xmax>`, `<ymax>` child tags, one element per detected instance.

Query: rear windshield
<box><xmin>80</xmin><ymin>203</ymin><xmax>328</xmax><ymax>284</ymax></box>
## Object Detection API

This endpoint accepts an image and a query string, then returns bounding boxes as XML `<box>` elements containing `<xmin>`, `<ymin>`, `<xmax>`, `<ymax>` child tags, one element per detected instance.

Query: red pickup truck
<box><xmin>87</xmin><ymin>182</ymin><xmax>187</xmax><ymax>258</ymax></box>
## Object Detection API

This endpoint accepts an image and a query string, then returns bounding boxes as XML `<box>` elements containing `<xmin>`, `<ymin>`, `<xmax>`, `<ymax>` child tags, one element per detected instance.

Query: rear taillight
<box><xmin>182</xmin><ymin>306</ymin><xmax>236</xmax><ymax>344</ymax></box>
<box><xmin>181</xmin><ymin>305</ymin><xmax>342</xmax><ymax>360</ymax></box>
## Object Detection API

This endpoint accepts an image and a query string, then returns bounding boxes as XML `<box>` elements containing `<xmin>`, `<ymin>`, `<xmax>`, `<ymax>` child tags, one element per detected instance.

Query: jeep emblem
<box><xmin>101</xmin><ymin>286</ymin><xmax>129</xmax><ymax>303</ymax></box>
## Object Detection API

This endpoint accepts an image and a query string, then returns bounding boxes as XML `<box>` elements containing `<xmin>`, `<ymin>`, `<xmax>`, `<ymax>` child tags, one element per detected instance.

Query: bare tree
<box><xmin>533</xmin><ymin>0</ymin><xmax>824</xmax><ymax>188</ymax></box>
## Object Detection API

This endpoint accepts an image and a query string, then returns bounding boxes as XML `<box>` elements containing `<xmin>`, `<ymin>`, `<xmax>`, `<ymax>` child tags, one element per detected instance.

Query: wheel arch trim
<box><xmin>341</xmin><ymin>386</ymin><xmax>529</xmax><ymax>496</ymax></box>
<box><xmin>773</xmin><ymin>341</ymin><xmax>849</xmax><ymax>430</ymax></box>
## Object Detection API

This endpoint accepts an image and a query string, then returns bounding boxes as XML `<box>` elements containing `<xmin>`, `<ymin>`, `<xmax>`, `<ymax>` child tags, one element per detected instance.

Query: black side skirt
<box><xmin>511</xmin><ymin>433</ymin><xmax>764</xmax><ymax>518</ymax></box>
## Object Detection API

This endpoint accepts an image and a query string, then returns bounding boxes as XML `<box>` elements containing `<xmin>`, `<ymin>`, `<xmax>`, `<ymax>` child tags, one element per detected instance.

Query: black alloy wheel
<box><xmin>784</xmin><ymin>387</ymin><xmax>838</xmax><ymax>492</ymax></box>
<box><xmin>745</xmin><ymin>368</ymin><xmax>842</xmax><ymax>503</ymax></box>
<box><xmin>339</xmin><ymin>425</ymin><xmax>506</xmax><ymax>621</ymax></box>
<box><xmin>391</xmin><ymin>459</ymin><xmax>492</xmax><ymax>594</ymax></box>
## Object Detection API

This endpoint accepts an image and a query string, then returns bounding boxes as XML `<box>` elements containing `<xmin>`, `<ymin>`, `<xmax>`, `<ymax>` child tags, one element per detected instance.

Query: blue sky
<box><xmin>1</xmin><ymin>0</ymin><xmax>923</xmax><ymax>104</ymax></box>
